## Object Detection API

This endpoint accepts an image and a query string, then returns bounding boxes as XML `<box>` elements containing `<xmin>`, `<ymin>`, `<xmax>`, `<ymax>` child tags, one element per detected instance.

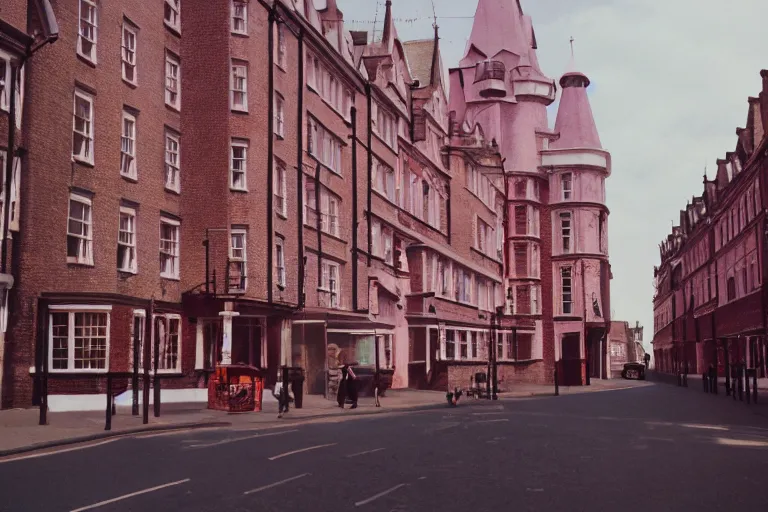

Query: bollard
<box><xmin>703</xmin><ymin>373</ymin><xmax>708</xmax><ymax>393</ymax></box>
<box><xmin>554</xmin><ymin>367</ymin><xmax>559</xmax><ymax>396</ymax></box>
<box><xmin>746</xmin><ymin>370</ymin><xmax>751</xmax><ymax>404</ymax></box>
<box><xmin>105</xmin><ymin>375</ymin><xmax>113</xmax><ymax>431</ymax></box>
<box><xmin>753</xmin><ymin>371</ymin><xmax>758</xmax><ymax>403</ymax></box>
<box><xmin>738</xmin><ymin>367</ymin><xmax>744</xmax><ymax>402</ymax></box>
<box><xmin>683</xmin><ymin>369</ymin><xmax>688</xmax><ymax>388</ymax></box>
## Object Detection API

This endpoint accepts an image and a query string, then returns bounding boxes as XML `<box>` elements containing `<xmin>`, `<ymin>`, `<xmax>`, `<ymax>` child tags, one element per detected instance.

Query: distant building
<box><xmin>651</xmin><ymin>70</ymin><xmax>768</xmax><ymax>380</ymax></box>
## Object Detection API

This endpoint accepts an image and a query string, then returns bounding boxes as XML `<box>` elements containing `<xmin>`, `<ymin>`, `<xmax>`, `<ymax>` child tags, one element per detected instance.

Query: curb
<box><xmin>0</xmin><ymin>421</ymin><xmax>232</xmax><ymax>459</ymax></box>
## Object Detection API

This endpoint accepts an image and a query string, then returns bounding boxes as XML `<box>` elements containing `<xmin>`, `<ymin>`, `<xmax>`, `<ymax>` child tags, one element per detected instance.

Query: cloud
<box><xmin>336</xmin><ymin>0</ymin><xmax>768</xmax><ymax>352</ymax></box>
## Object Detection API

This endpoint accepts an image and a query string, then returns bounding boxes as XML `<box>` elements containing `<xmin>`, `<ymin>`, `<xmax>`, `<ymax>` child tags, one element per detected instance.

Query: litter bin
<box><xmin>283</xmin><ymin>366</ymin><xmax>305</xmax><ymax>409</ymax></box>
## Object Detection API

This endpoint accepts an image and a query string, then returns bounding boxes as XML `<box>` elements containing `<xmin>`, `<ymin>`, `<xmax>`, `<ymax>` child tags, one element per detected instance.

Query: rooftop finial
<box><xmin>569</xmin><ymin>36</ymin><xmax>575</xmax><ymax>57</ymax></box>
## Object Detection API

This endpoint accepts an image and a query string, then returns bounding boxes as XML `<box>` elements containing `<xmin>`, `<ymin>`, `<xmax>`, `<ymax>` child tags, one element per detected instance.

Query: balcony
<box><xmin>474</xmin><ymin>61</ymin><xmax>507</xmax><ymax>98</ymax></box>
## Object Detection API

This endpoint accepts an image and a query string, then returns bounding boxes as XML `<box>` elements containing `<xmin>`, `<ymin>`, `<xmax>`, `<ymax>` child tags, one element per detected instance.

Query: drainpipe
<box><xmin>446</xmin><ymin>181</ymin><xmax>452</xmax><ymax>245</ymax></box>
<box><xmin>296</xmin><ymin>29</ymin><xmax>305</xmax><ymax>308</ymax></box>
<box><xmin>266</xmin><ymin>6</ymin><xmax>277</xmax><ymax>304</ymax></box>
<box><xmin>351</xmin><ymin>106</ymin><xmax>359</xmax><ymax>310</ymax></box>
<box><xmin>315</xmin><ymin>162</ymin><xmax>322</xmax><ymax>289</ymax></box>
<box><xmin>366</xmin><ymin>83</ymin><xmax>373</xmax><ymax>266</ymax></box>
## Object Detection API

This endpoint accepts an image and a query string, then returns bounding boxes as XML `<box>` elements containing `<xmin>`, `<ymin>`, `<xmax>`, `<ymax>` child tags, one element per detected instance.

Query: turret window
<box><xmin>561</xmin><ymin>173</ymin><xmax>572</xmax><ymax>200</ymax></box>
<box><xmin>560</xmin><ymin>212</ymin><xmax>572</xmax><ymax>253</ymax></box>
<box><xmin>561</xmin><ymin>266</ymin><xmax>573</xmax><ymax>315</ymax></box>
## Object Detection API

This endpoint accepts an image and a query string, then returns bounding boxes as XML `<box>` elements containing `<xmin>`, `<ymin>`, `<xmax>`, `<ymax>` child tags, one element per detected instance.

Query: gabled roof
<box><xmin>402</xmin><ymin>39</ymin><xmax>434</xmax><ymax>87</ymax></box>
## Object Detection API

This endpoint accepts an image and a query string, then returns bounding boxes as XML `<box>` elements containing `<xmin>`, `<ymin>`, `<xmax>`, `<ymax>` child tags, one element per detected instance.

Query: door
<box><xmin>561</xmin><ymin>333</ymin><xmax>583</xmax><ymax>386</ymax></box>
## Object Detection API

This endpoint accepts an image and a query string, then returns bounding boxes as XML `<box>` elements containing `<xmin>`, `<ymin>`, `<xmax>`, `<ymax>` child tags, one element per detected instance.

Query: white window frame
<box><xmin>561</xmin><ymin>266</ymin><xmax>573</xmax><ymax>315</ymax></box>
<box><xmin>77</xmin><ymin>0</ymin><xmax>98</xmax><ymax>64</ymax></box>
<box><xmin>561</xmin><ymin>172</ymin><xmax>572</xmax><ymax>201</ymax></box>
<box><xmin>231</xmin><ymin>0</ymin><xmax>248</xmax><ymax>35</ymax></box>
<box><xmin>0</xmin><ymin>51</ymin><xmax>10</xmax><ymax>112</ymax></box>
<box><xmin>307</xmin><ymin>117</ymin><xmax>342</xmax><ymax>174</ymax></box>
<box><xmin>164</xmin><ymin>0</ymin><xmax>180</xmax><ymax>33</ymax></box>
<box><xmin>274</xmin><ymin>159</ymin><xmax>287</xmax><ymax>217</ymax></box>
<box><xmin>159</xmin><ymin>218</ymin><xmax>180</xmax><ymax>280</ymax></box>
<box><xmin>117</xmin><ymin>206</ymin><xmax>137</xmax><ymax>273</ymax></box>
<box><xmin>274</xmin><ymin>93</ymin><xmax>285</xmax><ymax>137</ymax></box>
<box><xmin>49</xmin><ymin>307</ymin><xmax>111</xmax><ymax>373</ymax></box>
<box><xmin>321</xmin><ymin>260</ymin><xmax>340</xmax><ymax>309</ymax></box>
<box><xmin>120</xmin><ymin>111</ymin><xmax>137</xmax><ymax>179</ymax></box>
<box><xmin>560</xmin><ymin>211</ymin><xmax>572</xmax><ymax>253</ymax></box>
<box><xmin>230</xmin><ymin>61</ymin><xmax>248</xmax><ymax>112</ymax></box>
<box><xmin>67</xmin><ymin>194</ymin><xmax>93</xmax><ymax>266</ymax></box>
<box><xmin>121</xmin><ymin>23</ymin><xmax>137</xmax><ymax>84</ymax></box>
<box><xmin>275</xmin><ymin>237</ymin><xmax>286</xmax><ymax>287</ymax></box>
<box><xmin>72</xmin><ymin>89</ymin><xmax>94</xmax><ymax>165</ymax></box>
<box><xmin>152</xmin><ymin>313</ymin><xmax>182</xmax><ymax>373</ymax></box>
<box><xmin>0</xmin><ymin>152</ymin><xmax>20</xmax><ymax>234</ymax></box>
<box><xmin>165</xmin><ymin>52</ymin><xmax>180</xmax><ymax>110</ymax></box>
<box><xmin>229</xmin><ymin>229</ymin><xmax>247</xmax><ymax>292</ymax></box>
<box><xmin>276</xmin><ymin>23</ymin><xmax>286</xmax><ymax>68</ymax></box>
<box><xmin>230</xmin><ymin>139</ymin><xmax>248</xmax><ymax>191</ymax></box>
<box><xmin>165</xmin><ymin>132</ymin><xmax>180</xmax><ymax>192</ymax></box>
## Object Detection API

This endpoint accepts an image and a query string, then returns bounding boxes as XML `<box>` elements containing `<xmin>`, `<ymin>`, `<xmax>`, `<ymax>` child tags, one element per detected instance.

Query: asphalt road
<box><xmin>1</xmin><ymin>382</ymin><xmax>768</xmax><ymax>512</ymax></box>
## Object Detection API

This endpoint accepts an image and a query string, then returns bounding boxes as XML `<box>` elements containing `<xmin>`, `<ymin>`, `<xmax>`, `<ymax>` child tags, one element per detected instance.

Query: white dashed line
<box><xmin>0</xmin><ymin>439</ymin><xmax>120</xmax><ymax>464</ymax></box>
<box><xmin>69</xmin><ymin>478</ymin><xmax>190</xmax><ymax>512</ymax></box>
<box><xmin>268</xmin><ymin>443</ymin><xmax>337</xmax><ymax>461</ymax></box>
<box><xmin>354</xmin><ymin>483</ymin><xmax>408</xmax><ymax>506</ymax></box>
<box><xmin>346</xmin><ymin>448</ymin><xmax>386</xmax><ymax>458</ymax></box>
<box><xmin>187</xmin><ymin>429</ymin><xmax>298</xmax><ymax>449</ymax></box>
<box><xmin>243</xmin><ymin>473</ymin><xmax>311</xmax><ymax>495</ymax></box>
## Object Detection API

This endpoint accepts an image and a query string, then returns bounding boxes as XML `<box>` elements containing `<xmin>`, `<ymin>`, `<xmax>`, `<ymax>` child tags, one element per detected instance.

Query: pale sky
<box><xmin>336</xmin><ymin>0</ymin><xmax>768</xmax><ymax>353</ymax></box>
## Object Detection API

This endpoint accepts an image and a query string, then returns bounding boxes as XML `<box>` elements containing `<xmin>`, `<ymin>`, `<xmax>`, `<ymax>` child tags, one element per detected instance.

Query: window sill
<box><xmin>47</xmin><ymin>369</ymin><xmax>109</xmax><ymax>375</ymax></box>
<box><xmin>76</xmin><ymin>53</ymin><xmax>97</xmax><ymax>68</ymax></box>
<box><xmin>231</xmin><ymin>107</ymin><xmax>249</xmax><ymax>114</ymax></box>
<box><xmin>231</xmin><ymin>30</ymin><xmax>249</xmax><ymax>38</ymax></box>
<box><xmin>67</xmin><ymin>260</ymin><xmax>94</xmax><ymax>267</ymax></box>
<box><xmin>372</xmin><ymin>131</ymin><xmax>396</xmax><ymax>153</ymax></box>
<box><xmin>122</xmin><ymin>78</ymin><xmax>138</xmax><ymax>89</ymax></box>
<box><xmin>164</xmin><ymin>186</ymin><xmax>181</xmax><ymax>196</ymax></box>
<box><xmin>471</xmin><ymin>246</ymin><xmax>502</xmax><ymax>264</ymax></box>
<box><xmin>161</xmin><ymin>275</ymin><xmax>180</xmax><ymax>282</ymax></box>
<box><xmin>121</xmin><ymin>173</ymin><xmax>139</xmax><ymax>184</ymax></box>
<box><xmin>307</xmin><ymin>88</ymin><xmax>351</xmax><ymax>124</ymax></box>
<box><xmin>118</xmin><ymin>269</ymin><xmax>137</xmax><ymax>276</ymax></box>
<box><xmin>165</xmin><ymin>103</ymin><xmax>181</xmax><ymax>114</ymax></box>
<box><xmin>277</xmin><ymin>283</ymin><xmax>286</xmax><ymax>291</ymax></box>
<box><xmin>230</xmin><ymin>187</ymin><xmax>249</xmax><ymax>193</ymax></box>
<box><xmin>164</xmin><ymin>21</ymin><xmax>181</xmax><ymax>37</ymax></box>
<box><xmin>276</xmin><ymin>211</ymin><xmax>288</xmax><ymax>220</ymax></box>
<box><xmin>276</xmin><ymin>62</ymin><xmax>287</xmax><ymax>72</ymax></box>
<box><xmin>72</xmin><ymin>157</ymin><xmax>95</xmax><ymax>168</ymax></box>
<box><xmin>228</xmin><ymin>289</ymin><xmax>247</xmax><ymax>295</ymax></box>
<box><xmin>274</xmin><ymin>132</ymin><xmax>285</xmax><ymax>140</ymax></box>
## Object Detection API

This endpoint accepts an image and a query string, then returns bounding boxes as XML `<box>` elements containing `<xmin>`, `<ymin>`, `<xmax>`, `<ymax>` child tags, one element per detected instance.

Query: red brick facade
<box><xmin>652</xmin><ymin>69</ymin><xmax>768</xmax><ymax>381</ymax></box>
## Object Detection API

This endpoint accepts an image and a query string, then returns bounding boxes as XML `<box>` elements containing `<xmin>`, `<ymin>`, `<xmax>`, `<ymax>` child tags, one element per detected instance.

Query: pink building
<box><xmin>447</xmin><ymin>0</ymin><xmax>613</xmax><ymax>386</ymax></box>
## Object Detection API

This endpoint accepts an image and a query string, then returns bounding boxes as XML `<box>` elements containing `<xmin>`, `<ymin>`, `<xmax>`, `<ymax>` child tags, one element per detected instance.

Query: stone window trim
<box><xmin>72</xmin><ymin>89</ymin><xmax>95</xmax><ymax>165</ymax></box>
<box><xmin>231</xmin><ymin>0</ymin><xmax>248</xmax><ymax>35</ymax></box>
<box><xmin>67</xmin><ymin>193</ymin><xmax>94</xmax><ymax>266</ymax></box>
<box><xmin>230</xmin><ymin>138</ymin><xmax>248</xmax><ymax>192</ymax></box>
<box><xmin>165</xmin><ymin>50</ymin><xmax>181</xmax><ymax>110</ymax></box>
<box><xmin>48</xmin><ymin>305</ymin><xmax>112</xmax><ymax>374</ymax></box>
<box><xmin>159</xmin><ymin>217</ymin><xmax>180</xmax><ymax>280</ymax></box>
<box><xmin>117</xmin><ymin>206</ymin><xmax>138</xmax><ymax>274</ymax></box>
<box><xmin>121</xmin><ymin>21</ymin><xmax>138</xmax><ymax>85</ymax></box>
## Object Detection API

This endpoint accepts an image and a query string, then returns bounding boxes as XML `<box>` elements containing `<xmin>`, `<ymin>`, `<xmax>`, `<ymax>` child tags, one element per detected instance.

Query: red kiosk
<box><xmin>208</xmin><ymin>364</ymin><xmax>264</xmax><ymax>413</ymax></box>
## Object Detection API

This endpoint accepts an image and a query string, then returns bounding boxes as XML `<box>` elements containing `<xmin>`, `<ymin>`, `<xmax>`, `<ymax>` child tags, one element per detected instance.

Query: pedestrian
<box><xmin>346</xmin><ymin>363</ymin><xmax>359</xmax><ymax>409</ymax></box>
<box><xmin>373</xmin><ymin>370</ymin><xmax>381</xmax><ymax>407</ymax></box>
<box><xmin>337</xmin><ymin>356</ymin><xmax>348</xmax><ymax>409</ymax></box>
<box><xmin>273</xmin><ymin>376</ymin><xmax>290</xmax><ymax>419</ymax></box>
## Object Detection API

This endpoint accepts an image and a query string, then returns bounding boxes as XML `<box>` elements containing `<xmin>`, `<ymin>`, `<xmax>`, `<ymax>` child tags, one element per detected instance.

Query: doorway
<box><xmin>561</xmin><ymin>333</ymin><xmax>583</xmax><ymax>386</ymax></box>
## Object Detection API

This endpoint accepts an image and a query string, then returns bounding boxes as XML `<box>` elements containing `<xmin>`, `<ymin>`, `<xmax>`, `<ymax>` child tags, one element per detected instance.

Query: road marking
<box><xmin>268</xmin><ymin>443</ymin><xmax>337</xmax><ymax>461</ymax></box>
<box><xmin>472</xmin><ymin>412</ymin><xmax>504</xmax><ymax>416</ymax></box>
<box><xmin>473</xmin><ymin>419</ymin><xmax>509</xmax><ymax>424</ymax></box>
<box><xmin>187</xmin><ymin>429</ymin><xmax>298</xmax><ymax>449</ymax></box>
<box><xmin>69</xmin><ymin>478</ymin><xmax>190</xmax><ymax>512</ymax></box>
<box><xmin>243</xmin><ymin>473</ymin><xmax>311</xmax><ymax>495</ymax></box>
<box><xmin>354</xmin><ymin>483</ymin><xmax>408</xmax><ymax>506</ymax></box>
<box><xmin>346</xmin><ymin>448</ymin><xmax>386</xmax><ymax>458</ymax></box>
<box><xmin>0</xmin><ymin>438</ymin><xmax>120</xmax><ymax>464</ymax></box>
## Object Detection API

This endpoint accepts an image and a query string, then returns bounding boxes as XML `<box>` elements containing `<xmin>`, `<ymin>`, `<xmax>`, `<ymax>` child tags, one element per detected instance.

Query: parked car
<box><xmin>621</xmin><ymin>362</ymin><xmax>646</xmax><ymax>380</ymax></box>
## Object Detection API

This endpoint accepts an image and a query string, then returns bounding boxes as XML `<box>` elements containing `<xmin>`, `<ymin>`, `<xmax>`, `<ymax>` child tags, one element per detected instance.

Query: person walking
<box><xmin>346</xmin><ymin>363</ymin><xmax>359</xmax><ymax>409</ymax></box>
<box><xmin>337</xmin><ymin>359</ymin><xmax>348</xmax><ymax>409</ymax></box>
<box><xmin>372</xmin><ymin>370</ymin><xmax>382</xmax><ymax>407</ymax></box>
<box><xmin>273</xmin><ymin>375</ymin><xmax>290</xmax><ymax>419</ymax></box>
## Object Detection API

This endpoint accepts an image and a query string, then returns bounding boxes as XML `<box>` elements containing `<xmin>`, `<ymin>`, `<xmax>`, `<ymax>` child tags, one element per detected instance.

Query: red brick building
<box><xmin>1</xmin><ymin>0</ymin><xmax>613</xmax><ymax>410</ymax></box>
<box><xmin>652</xmin><ymin>69</ymin><xmax>768</xmax><ymax>382</ymax></box>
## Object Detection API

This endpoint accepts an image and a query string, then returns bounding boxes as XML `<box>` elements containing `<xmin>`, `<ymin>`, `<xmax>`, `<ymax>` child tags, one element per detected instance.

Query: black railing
<box><xmin>474</xmin><ymin>60</ymin><xmax>506</xmax><ymax>83</ymax></box>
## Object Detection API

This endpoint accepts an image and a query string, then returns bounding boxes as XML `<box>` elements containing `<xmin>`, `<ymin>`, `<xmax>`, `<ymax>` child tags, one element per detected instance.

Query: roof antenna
<box><xmin>430</xmin><ymin>0</ymin><xmax>438</xmax><ymax>29</ymax></box>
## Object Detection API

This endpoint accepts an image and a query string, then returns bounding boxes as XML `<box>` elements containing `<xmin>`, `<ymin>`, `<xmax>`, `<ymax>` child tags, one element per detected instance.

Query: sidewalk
<box><xmin>0</xmin><ymin>381</ymin><xmax>644</xmax><ymax>457</ymax></box>
<box><xmin>651</xmin><ymin>371</ymin><xmax>768</xmax><ymax>391</ymax></box>
<box><xmin>0</xmin><ymin>390</ymin><xmax>449</xmax><ymax>456</ymax></box>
